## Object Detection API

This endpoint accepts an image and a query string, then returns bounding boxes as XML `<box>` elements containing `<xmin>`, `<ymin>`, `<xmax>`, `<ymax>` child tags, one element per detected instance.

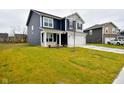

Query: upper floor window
<box><xmin>112</xmin><ymin>27</ymin><xmax>116</xmax><ymax>34</ymax></box>
<box><xmin>69</xmin><ymin>20</ymin><xmax>74</xmax><ymax>29</ymax></box>
<box><xmin>89</xmin><ymin>30</ymin><xmax>93</xmax><ymax>35</ymax></box>
<box><xmin>43</xmin><ymin>17</ymin><xmax>53</xmax><ymax>28</ymax></box>
<box><xmin>77</xmin><ymin>22</ymin><xmax>82</xmax><ymax>30</ymax></box>
<box><xmin>105</xmin><ymin>27</ymin><xmax>108</xmax><ymax>33</ymax></box>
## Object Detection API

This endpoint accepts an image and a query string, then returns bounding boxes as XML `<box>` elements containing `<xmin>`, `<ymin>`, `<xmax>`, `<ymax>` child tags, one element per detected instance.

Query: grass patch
<box><xmin>0</xmin><ymin>43</ymin><xmax>124</xmax><ymax>84</ymax></box>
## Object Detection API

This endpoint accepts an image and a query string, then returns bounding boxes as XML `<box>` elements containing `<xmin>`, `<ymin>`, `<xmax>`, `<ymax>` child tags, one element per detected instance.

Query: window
<box><xmin>112</xmin><ymin>28</ymin><xmax>116</xmax><ymax>34</ymax></box>
<box><xmin>69</xmin><ymin>20</ymin><xmax>74</xmax><ymax>29</ymax></box>
<box><xmin>43</xmin><ymin>17</ymin><xmax>53</xmax><ymax>28</ymax></box>
<box><xmin>47</xmin><ymin>33</ymin><xmax>53</xmax><ymax>42</ymax></box>
<box><xmin>77</xmin><ymin>22</ymin><xmax>82</xmax><ymax>30</ymax></box>
<box><xmin>105</xmin><ymin>27</ymin><xmax>108</xmax><ymax>33</ymax></box>
<box><xmin>31</xmin><ymin>25</ymin><xmax>34</xmax><ymax>31</ymax></box>
<box><xmin>89</xmin><ymin>30</ymin><xmax>92</xmax><ymax>35</ymax></box>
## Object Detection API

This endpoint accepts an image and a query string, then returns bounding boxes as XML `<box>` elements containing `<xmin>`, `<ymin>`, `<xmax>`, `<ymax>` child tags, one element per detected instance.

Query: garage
<box><xmin>67</xmin><ymin>32</ymin><xmax>86</xmax><ymax>47</ymax></box>
<box><xmin>105</xmin><ymin>37</ymin><xmax>115</xmax><ymax>44</ymax></box>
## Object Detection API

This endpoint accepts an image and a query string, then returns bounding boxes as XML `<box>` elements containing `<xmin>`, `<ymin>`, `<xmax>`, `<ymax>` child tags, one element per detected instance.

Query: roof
<box><xmin>32</xmin><ymin>9</ymin><xmax>62</xmax><ymax>19</ymax></box>
<box><xmin>26</xmin><ymin>9</ymin><xmax>62</xmax><ymax>26</ymax></box>
<box><xmin>0</xmin><ymin>33</ymin><xmax>8</xmax><ymax>37</ymax></box>
<box><xmin>26</xmin><ymin>9</ymin><xmax>85</xmax><ymax>26</ymax></box>
<box><xmin>84</xmin><ymin>22</ymin><xmax>118</xmax><ymax>31</ymax></box>
<box><xmin>0</xmin><ymin>33</ymin><xmax>8</xmax><ymax>35</ymax></box>
<box><xmin>84</xmin><ymin>24</ymin><xmax>103</xmax><ymax>31</ymax></box>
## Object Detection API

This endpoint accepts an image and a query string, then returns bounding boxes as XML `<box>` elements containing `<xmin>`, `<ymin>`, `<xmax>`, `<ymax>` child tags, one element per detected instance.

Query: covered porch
<box><xmin>40</xmin><ymin>30</ymin><xmax>67</xmax><ymax>47</ymax></box>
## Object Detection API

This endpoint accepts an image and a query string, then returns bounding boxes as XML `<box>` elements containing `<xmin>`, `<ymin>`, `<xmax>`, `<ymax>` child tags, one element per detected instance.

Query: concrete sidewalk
<box><xmin>82</xmin><ymin>45</ymin><xmax>124</xmax><ymax>54</ymax></box>
<box><xmin>113</xmin><ymin>67</ymin><xmax>124</xmax><ymax>84</ymax></box>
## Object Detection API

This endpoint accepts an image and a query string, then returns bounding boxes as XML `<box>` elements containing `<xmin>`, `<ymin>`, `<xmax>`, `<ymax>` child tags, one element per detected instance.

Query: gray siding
<box><xmin>27</xmin><ymin>12</ymin><xmax>40</xmax><ymax>45</ymax></box>
<box><xmin>84</xmin><ymin>28</ymin><xmax>102</xmax><ymax>43</ymax></box>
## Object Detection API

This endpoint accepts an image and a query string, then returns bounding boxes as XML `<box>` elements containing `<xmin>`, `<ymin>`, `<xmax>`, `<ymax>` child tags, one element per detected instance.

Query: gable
<box><xmin>66</xmin><ymin>13</ymin><xmax>84</xmax><ymax>23</ymax></box>
<box><xmin>26</xmin><ymin>10</ymin><xmax>40</xmax><ymax>26</ymax></box>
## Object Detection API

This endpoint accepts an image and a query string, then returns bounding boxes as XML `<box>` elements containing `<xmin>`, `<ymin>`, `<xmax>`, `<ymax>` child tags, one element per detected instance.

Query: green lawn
<box><xmin>0</xmin><ymin>43</ymin><xmax>124</xmax><ymax>84</ymax></box>
<box><xmin>89</xmin><ymin>43</ymin><xmax>124</xmax><ymax>49</ymax></box>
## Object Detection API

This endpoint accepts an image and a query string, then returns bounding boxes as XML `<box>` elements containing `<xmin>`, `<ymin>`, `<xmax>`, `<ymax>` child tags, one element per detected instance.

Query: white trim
<box><xmin>40</xmin><ymin>15</ymin><xmax>42</xmax><ymax>27</ymax></box>
<box><xmin>43</xmin><ymin>32</ymin><xmax>47</xmax><ymax>47</ymax></box>
<box><xmin>43</xmin><ymin>17</ymin><xmax>54</xmax><ymax>28</ymax></box>
<box><xmin>59</xmin><ymin>33</ymin><xmax>61</xmax><ymax>46</ymax></box>
<box><xmin>44</xmin><ymin>29</ymin><xmax>66</xmax><ymax>34</ymax></box>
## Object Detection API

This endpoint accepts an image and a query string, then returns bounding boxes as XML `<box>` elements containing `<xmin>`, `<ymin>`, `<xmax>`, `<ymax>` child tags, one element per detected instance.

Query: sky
<box><xmin>0</xmin><ymin>9</ymin><xmax>124</xmax><ymax>35</ymax></box>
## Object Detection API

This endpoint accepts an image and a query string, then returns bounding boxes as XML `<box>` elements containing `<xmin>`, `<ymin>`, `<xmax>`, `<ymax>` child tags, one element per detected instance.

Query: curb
<box><xmin>113</xmin><ymin>67</ymin><xmax>124</xmax><ymax>84</ymax></box>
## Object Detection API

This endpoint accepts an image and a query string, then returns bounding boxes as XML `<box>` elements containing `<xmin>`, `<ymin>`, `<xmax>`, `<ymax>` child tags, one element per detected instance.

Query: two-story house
<box><xmin>26</xmin><ymin>10</ymin><xmax>86</xmax><ymax>47</ymax></box>
<box><xmin>84</xmin><ymin>22</ymin><xmax>119</xmax><ymax>44</ymax></box>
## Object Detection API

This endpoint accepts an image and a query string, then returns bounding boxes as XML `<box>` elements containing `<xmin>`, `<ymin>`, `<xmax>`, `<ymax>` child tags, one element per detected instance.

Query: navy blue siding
<box><xmin>27</xmin><ymin>12</ymin><xmax>40</xmax><ymax>45</ymax></box>
<box><xmin>54</xmin><ymin>19</ymin><xmax>61</xmax><ymax>30</ymax></box>
<box><xmin>42</xmin><ymin>16</ymin><xmax>65</xmax><ymax>31</ymax></box>
<box><xmin>61</xmin><ymin>19</ymin><xmax>65</xmax><ymax>31</ymax></box>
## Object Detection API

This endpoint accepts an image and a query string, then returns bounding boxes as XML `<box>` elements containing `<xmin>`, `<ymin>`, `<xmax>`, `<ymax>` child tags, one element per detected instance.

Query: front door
<box><xmin>61</xmin><ymin>33</ymin><xmax>67</xmax><ymax>45</ymax></box>
<box><xmin>57</xmin><ymin>34</ymin><xmax>59</xmax><ymax>45</ymax></box>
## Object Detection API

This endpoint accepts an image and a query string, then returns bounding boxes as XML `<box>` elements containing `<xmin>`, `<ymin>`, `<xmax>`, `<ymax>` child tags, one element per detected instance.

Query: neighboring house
<box><xmin>0</xmin><ymin>33</ymin><xmax>8</xmax><ymax>43</ymax></box>
<box><xmin>8</xmin><ymin>34</ymin><xmax>27</xmax><ymax>43</ymax></box>
<box><xmin>84</xmin><ymin>22</ymin><xmax>119</xmax><ymax>44</ymax></box>
<box><xmin>117</xmin><ymin>30</ymin><xmax>124</xmax><ymax>40</ymax></box>
<box><xmin>26</xmin><ymin>10</ymin><xmax>86</xmax><ymax>47</ymax></box>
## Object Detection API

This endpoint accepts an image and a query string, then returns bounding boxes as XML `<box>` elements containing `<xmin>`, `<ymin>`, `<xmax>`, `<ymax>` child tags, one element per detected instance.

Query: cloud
<box><xmin>0</xmin><ymin>9</ymin><xmax>29</xmax><ymax>34</ymax></box>
<box><xmin>0</xmin><ymin>9</ymin><xmax>124</xmax><ymax>34</ymax></box>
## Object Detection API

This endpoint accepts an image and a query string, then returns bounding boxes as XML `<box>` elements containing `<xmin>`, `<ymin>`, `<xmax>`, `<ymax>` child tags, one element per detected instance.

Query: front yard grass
<box><xmin>0</xmin><ymin>43</ymin><xmax>124</xmax><ymax>84</ymax></box>
<box><xmin>89</xmin><ymin>43</ymin><xmax>124</xmax><ymax>49</ymax></box>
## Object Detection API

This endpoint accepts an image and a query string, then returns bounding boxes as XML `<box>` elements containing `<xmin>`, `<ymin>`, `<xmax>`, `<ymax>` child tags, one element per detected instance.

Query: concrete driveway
<box><xmin>82</xmin><ymin>45</ymin><xmax>124</xmax><ymax>54</ymax></box>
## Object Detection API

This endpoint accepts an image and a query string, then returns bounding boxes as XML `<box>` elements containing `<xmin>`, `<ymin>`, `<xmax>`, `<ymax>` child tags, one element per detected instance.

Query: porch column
<box><xmin>59</xmin><ymin>33</ymin><xmax>61</xmax><ymax>46</ymax></box>
<box><xmin>44</xmin><ymin>32</ymin><xmax>47</xmax><ymax>47</ymax></box>
<box><xmin>40</xmin><ymin>32</ymin><xmax>42</xmax><ymax>46</ymax></box>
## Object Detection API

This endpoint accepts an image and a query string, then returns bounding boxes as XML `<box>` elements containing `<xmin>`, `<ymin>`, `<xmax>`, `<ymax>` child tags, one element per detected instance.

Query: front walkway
<box><xmin>82</xmin><ymin>45</ymin><xmax>124</xmax><ymax>54</ymax></box>
<box><xmin>113</xmin><ymin>67</ymin><xmax>124</xmax><ymax>84</ymax></box>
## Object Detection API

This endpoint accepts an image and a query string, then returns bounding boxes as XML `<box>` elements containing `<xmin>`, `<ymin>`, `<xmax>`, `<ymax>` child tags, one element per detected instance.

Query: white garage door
<box><xmin>68</xmin><ymin>33</ymin><xmax>86</xmax><ymax>47</ymax></box>
<box><xmin>105</xmin><ymin>37</ymin><xmax>115</xmax><ymax>44</ymax></box>
<box><xmin>75</xmin><ymin>34</ymin><xmax>86</xmax><ymax>46</ymax></box>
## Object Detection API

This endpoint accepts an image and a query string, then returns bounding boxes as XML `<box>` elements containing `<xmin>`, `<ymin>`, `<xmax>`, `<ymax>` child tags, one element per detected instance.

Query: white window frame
<box><xmin>43</xmin><ymin>17</ymin><xmax>54</xmax><ymax>28</ymax></box>
<box><xmin>89</xmin><ymin>30</ymin><xmax>93</xmax><ymax>35</ymax></box>
<box><xmin>76</xmin><ymin>21</ymin><xmax>82</xmax><ymax>30</ymax></box>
